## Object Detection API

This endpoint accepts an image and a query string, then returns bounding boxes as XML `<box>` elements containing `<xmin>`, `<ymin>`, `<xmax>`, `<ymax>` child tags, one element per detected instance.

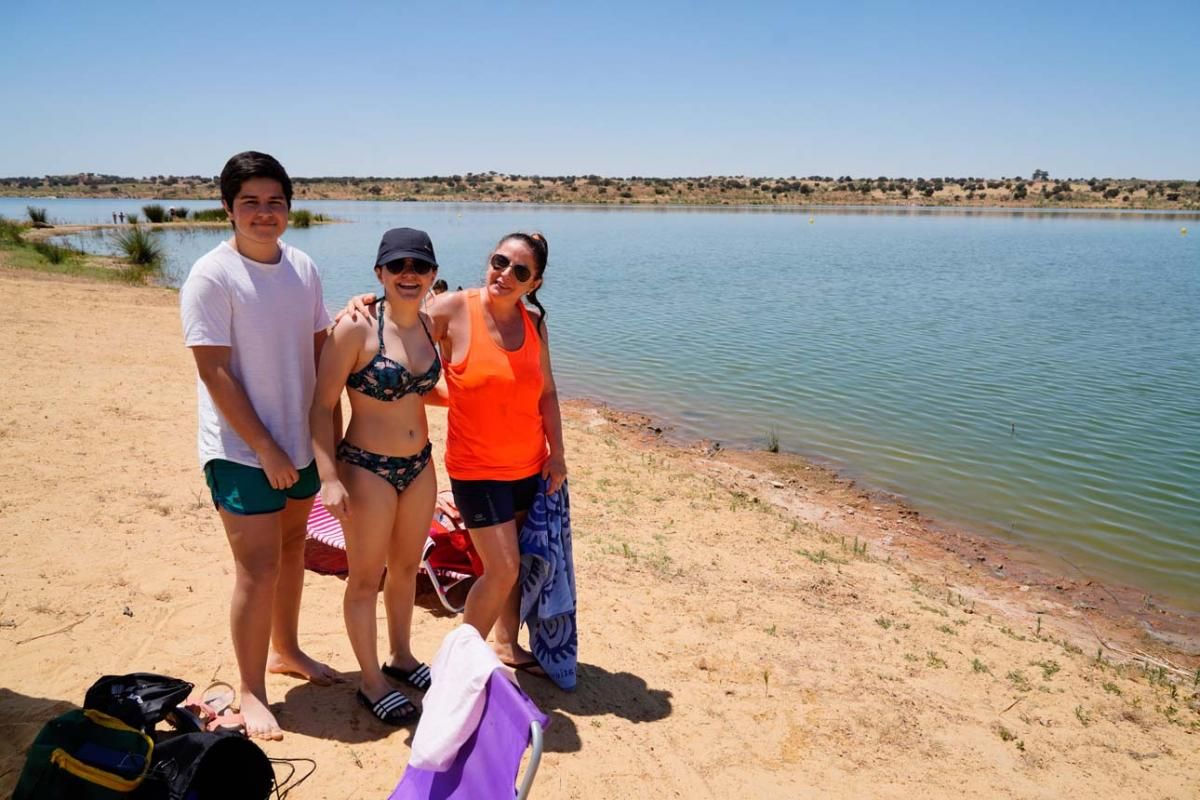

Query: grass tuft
<box><xmin>141</xmin><ymin>204</ymin><xmax>167</xmax><ymax>223</ymax></box>
<box><xmin>31</xmin><ymin>240</ymin><xmax>79</xmax><ymax>264</ymax></box>
<box><xmin>191</xmin><ymin>208</ymin><xmax>228</xmax><ymax>222</ymax></box>
<box><xmin>289</xmin><ymin>209</ymin><xmax>314</xmax><ymax>227</ymax></box>
<box><xmin>764</xmin><ymin>428</ymin><xmax>780</xmax><ymax>453</ymax></box>
<box><xmin>113</xmin><ymin>227</ymin><xmax>164</xmax><ymax>283</ymax></box>
<box><xmin>0</xmin><ymin>216</ymin><xmax>27</xmax><ymax>245</ymax></box>
<box><xmin>26</xmin><ymin>206</ymin><xmax>48</xmax><ymax>224</ymax></box>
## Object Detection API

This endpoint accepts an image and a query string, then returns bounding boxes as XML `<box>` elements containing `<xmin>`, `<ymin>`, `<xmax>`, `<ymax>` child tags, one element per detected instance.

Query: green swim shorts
<box><xmin>203</xmin><ymin>459</ymin><xmax>320</xmax><ymax>516</ymax></box>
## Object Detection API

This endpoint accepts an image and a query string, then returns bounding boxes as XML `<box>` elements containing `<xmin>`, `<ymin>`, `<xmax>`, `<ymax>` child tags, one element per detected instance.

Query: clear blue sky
<box><xmin>3</xmin><ymin>1</ymin><xmax>1197</xmax><ymax>179</ymax></box>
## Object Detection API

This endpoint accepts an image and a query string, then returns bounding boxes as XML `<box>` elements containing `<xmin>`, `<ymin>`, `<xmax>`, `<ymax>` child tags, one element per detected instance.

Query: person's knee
<box><xmin>488</xmin><ymin>551</ymin><xmax>520</xmax><ymax>585</ymax></box>
<box><xmin>387</xmin><ymin>559</ymin><xmax>420</xmax><ymax>582</ymax></box>
<box><xmin>236</xmin><ymin>554</ymin><xmax>280</xmax><ymax>587</ymax></box>
<box><xmin>346</xmin><ymin>568</ymin><xmax>385</xmax><ymax>597</ymax></box>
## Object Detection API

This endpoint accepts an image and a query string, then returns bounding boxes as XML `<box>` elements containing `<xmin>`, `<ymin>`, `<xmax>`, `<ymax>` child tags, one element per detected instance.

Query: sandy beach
<box><xmin>0</xmin><ymin>266</ymin><xmax>1197</xmax><ymax>799</ymax></box>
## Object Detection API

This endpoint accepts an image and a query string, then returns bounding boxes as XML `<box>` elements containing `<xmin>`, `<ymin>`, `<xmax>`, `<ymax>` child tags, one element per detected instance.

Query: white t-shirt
<box><xmin>180</xmin><ymin>240</ymin><xmax>333</xmax><ymax>469</ymax></box>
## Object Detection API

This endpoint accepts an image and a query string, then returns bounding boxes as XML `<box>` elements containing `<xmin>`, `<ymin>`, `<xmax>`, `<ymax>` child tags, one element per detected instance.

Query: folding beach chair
<box><xmin>422</xmin><ymin>510</ymin><xmax>484</xmax><ymax>614</ymax></box>
<box><xmin>304</xmin><ymin>498</ymin><xmax>482</xmax><ymax>614</ymax></box>
<box><xmin>389</xmin><ymin>670</ymin><xmax>547</xmax><ymax>800</ymax></box>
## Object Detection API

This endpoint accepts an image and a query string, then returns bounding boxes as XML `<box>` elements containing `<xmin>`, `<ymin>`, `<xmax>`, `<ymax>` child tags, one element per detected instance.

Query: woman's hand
<box><xmin>333</xmin><ymin>293</ymin><xmax>378</xmax><ymax>326</ymax></box>
<box><xmin>320</xmin><ymin>480</ymin><xmax>351</xmax><ymax>523</ymax></box>
<box><xmin>257</xmin><ymin>442</ymin><xmax>299</xmax><ymax>490</ymax></box>
<box><xmin>542</xmin><ymin>452</ymin><xmax>568</xmax><ymax>495</ymax></box>
<box><xmin>435</xmin><ymin>490</ymin><xmax>461</xmax><ymax>524</ymax></box>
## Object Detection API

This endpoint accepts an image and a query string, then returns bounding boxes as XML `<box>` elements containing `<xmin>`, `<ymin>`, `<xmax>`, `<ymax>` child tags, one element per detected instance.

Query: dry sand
<box><xmin>0</xmin><ymin>267</ymin><xmax>1197</xmax><ymax>799</ymax></box>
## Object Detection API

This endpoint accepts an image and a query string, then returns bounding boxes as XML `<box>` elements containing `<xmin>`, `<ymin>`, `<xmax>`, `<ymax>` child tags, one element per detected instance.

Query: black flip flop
<box><xmin>356</xmin><ymin>689</ymin><xmax>419</xmax><ymax>725</ymax></box>
<box><xmin>382</xmin><ymin>661</ymin><xmax>432</xmax><ymax>692</ymax></box>
<box><xmin>501</xmin><ymin>659</ymin><xmax>549</xmax><ymax>679</ymax></box>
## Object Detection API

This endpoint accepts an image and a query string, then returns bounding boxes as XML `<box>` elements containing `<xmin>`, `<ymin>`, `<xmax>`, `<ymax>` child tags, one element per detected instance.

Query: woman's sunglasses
<box><xmin>382</xmin><ymin>258</ymin><xmax>436</xmax><ymax>276</ymax></box>
<box><xmin>489</xmin><ymin>253</ymin><xmax>533</xmax><ymax>283</ymax></box>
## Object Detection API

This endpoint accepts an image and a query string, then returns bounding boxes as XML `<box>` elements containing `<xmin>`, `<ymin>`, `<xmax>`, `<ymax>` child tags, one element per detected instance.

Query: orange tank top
<box><xmin>444</xmin><ymin>289</ymin><xmax>547</xmax><ymax>480</ymax></box>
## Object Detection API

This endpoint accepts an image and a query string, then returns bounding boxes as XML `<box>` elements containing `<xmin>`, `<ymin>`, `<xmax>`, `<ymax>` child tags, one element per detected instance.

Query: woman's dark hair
<box><xmin>219</xmin><ymin>151</ymin><xmax>293</xmax><ymax>210</ymax></box>
<box><xmin>497</xmin><ymin>232</ymin><xmax>549</xmax><ymax>336</ymax></box>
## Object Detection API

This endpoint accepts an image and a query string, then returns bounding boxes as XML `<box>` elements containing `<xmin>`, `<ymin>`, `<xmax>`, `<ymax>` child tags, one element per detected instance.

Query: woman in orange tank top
<box><xmin>345</xmin><ymin>232</ymin><xmax>566</xmax><ymax>675</ymax></box>
<box><xmin>434</xmin><ymin>233</ymin><xmax>566</xmax><ymax>674</ymax></box>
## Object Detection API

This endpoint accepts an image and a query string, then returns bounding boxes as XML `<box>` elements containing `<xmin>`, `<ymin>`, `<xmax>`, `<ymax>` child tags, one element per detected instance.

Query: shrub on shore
<box><xmin>191</xmin><ymin>208</ymin><xmax>228</xmax><ymax>222</ymax></box>
<box><xmin>125</xmin><ymin>211</ymin><xmax>139</xmax><ymax>224</ymax></box>
<box><xmin>289</xmin><ymin>209</ymin><xmax>314</xmax><ymax>227</ymax></box>
<box><xmin>114</xmin><ymin>226</ymin><xmax>164</xmax><ymax>268</ymax></box>
<box><xmin>26</xmin><ymin>206</ymin><xmax>48</xmax><ymax>224</ymax></box>
<box><xmin>142</xmin><ymin>204</ymin><xmax>167</xmax><ymax>223</ymax></box>
<box><xmin>172</xmin><ymin>206</ymin><xmax>190</xmax><ymax>220</ymax></box>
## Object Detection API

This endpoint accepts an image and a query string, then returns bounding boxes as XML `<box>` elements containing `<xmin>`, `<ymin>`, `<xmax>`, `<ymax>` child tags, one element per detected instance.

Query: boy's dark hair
<box><xmin>219</xmin><ymin>151</ymin><xmax>293</xmax><ymax>209</ymax></box>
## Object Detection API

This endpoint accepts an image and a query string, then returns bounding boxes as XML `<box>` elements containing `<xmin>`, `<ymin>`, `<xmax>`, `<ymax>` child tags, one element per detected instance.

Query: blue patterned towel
<box><xmin>518</xmin><ymin>478</ymin><xmax>577</xmax><ymax>690</ymax></box>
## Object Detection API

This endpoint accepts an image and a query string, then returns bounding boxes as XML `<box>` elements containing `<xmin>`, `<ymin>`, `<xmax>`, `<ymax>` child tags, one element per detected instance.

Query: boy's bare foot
<box><xmin>267</xmin><ymin>649</ymin><xmax>341</xmax><ymax>686</ymax></box>
<box><xmin>239</xmin><ymin>690</ymin><xmax>283</xmax><ymax>741</ymax></box>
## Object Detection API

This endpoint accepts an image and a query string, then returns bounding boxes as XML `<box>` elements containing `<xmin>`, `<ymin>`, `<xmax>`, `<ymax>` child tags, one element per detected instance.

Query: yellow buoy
<box><xmin>809</xmin><ymin>217</ymin><xmax>815</xmax><ymax>224</ymax></box>
<box><xmin>1182</xmin><ymin>227</ymin><xmax>1189</xmax><ymax>235</ymax></box>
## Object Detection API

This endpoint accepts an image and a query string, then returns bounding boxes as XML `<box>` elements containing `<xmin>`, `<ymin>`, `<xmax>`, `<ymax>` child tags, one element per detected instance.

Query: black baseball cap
<box><xmin>376</xmin><ymin>227</ymin><xmax>438</xmax><ymax>269</ymax></box>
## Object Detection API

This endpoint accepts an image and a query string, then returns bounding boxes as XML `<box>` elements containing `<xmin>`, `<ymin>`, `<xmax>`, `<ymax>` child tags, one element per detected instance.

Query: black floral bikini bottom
<box><xmin>336</xmin><ymin>440</ymin><xmax>432</xmax><ymax>494</ymax></box>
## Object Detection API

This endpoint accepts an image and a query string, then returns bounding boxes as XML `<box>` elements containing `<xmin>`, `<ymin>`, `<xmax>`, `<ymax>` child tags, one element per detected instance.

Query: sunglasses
<box><xmin>489</xmin><ymin>253</ymin><xmax>533</xmax><ymax>283</ymax></box>
<box><xmin>382</xmin><ymin>258</ymin><xmax>436</xmax><ymax>276</ymax></box>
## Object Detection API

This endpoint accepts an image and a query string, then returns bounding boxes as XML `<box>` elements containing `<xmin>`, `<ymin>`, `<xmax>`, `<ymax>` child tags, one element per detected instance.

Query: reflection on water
<box><xmin>6</xmin><ymin>197</ymin><xmax>1199</xmax><ymax>610</ymax></box>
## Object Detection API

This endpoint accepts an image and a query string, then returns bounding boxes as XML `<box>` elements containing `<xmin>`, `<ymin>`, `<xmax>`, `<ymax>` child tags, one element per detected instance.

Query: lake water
<box><xmin>6</xmin><ymin>198</ymin><xmax>1198</xmax><ymax>610</ymax></box>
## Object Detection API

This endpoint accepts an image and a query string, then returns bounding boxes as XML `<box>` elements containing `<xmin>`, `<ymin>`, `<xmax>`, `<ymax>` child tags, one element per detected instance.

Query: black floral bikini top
<box><xmin>346</xmin><ymin>300</ymin><xmax>441</xmax><ymax>401</ymax></box>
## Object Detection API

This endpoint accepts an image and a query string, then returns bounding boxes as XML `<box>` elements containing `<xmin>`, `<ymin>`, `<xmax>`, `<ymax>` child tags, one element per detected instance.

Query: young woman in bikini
<box><xmin>344</xmin><ymin>232</ymin><xmax>567</xmax><ymax>674</ymax></box>
<box><xmin>310</xmin><ymin>228</ymin><xmax>441</xmax><ymax>724</ymax></box>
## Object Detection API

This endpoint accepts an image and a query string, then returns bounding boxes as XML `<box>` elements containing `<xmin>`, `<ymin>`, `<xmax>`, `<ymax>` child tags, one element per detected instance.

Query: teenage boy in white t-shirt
<box><xmin>180</xmin><ymin>151</ymin><xmax>338</xmax><ymax>740</ymax></box>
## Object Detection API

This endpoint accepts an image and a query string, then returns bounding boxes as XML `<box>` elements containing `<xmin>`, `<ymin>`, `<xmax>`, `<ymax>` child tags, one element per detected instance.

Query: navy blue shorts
<box><xmin>449</xmin><ymin>473</ymin><xmax>540</xmax><ymax>528</ymax></box>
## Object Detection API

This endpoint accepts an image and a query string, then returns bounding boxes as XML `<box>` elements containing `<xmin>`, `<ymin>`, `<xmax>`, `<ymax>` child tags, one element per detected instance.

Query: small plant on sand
<box><xmin>875</xmin><ymin>616</ymin><xmax>894</xmax><ymax>630</ymax></box>
<box><xmin>971</xmin><ymin>658</ymin><xmax>991</xmax><ymax>674</ymax></box>
<box><xmin>926</xmin><ymin>652</ymin><xmax>948</xmax><ymax>669</ymax></box>
<box><xmin>26</xmin><ymin>206</ymin><xmax>48</xmax><ymax>224</ymax></box>
<box><xmin>1000</xmin><ymin>626</ymin><xmax>1026</xmax><ymax>641</ymax></box>
<box><xmin>1031</xmin><ymin>659</ymin><xmax>1061</xmax><ymax>681</ymax></box>
<box><xmin>937</xmin><ymin>624</ymin><xmax>957</xmax><ymax>636</ymax></box>
<box><xmin>1102</xmin><ymin>681</ymin><xmax>1122</xmax><ymax>696</ymax></box>
<box><xmin>141</xmin><ymin>204</ymin><xmax>167</xmax><ymax>223</ymax></box>
<box><xmin>1007</xmin><ymin>670</ymin><xmax>1031</xmax><ymax>692</ymax></box>
<box><xmin>1074</xmin><ymin>705</ymin><xmax>1092</xmax><ymax>727</ymax></box>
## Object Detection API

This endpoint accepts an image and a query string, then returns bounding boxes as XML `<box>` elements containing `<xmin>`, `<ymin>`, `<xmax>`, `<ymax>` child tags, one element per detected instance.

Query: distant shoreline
<box><xmin>3</xmin><ymin>173</ymin><xmax>1198</xmax><ymax>211</ymax></box>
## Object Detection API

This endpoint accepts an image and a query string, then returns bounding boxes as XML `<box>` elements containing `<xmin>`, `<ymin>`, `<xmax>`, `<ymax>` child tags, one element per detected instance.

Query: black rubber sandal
<box><xmin>382</xmin><ymin>661</ymin><xmax>432</xmax><ymax>692</ymax></box>
<box><xmin>356</xmin><ymin>689</ymin><xmax>419</xmax><ymax>725</ymax></box>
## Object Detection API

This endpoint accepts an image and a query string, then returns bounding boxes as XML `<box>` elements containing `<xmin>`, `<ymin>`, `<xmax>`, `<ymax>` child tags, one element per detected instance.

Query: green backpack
<box><xmin>13</xmin><ymin>708</ymin><xmax>154</xmax><ymax>799</ymax></box>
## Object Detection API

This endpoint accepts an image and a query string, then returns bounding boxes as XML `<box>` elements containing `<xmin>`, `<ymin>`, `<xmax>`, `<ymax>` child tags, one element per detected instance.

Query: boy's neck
<box><xmin>231</xmin><ymin>234</ymin><xmax>281</xmax><ymax>264</ymax></box>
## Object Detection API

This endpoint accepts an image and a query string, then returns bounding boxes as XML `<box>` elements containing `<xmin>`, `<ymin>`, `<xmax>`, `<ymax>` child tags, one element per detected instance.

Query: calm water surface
<box><xmin>6</xmin><ymin>198</ymin><xmax>1198</xmax><ymax>609</ymax></box>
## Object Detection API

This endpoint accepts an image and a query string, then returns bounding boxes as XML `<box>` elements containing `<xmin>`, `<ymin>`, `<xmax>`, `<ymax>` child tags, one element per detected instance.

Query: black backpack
<box><xmin>131</xmin><ymin>732</ymin><xmax>275</xmax><ymax>800</ymax></box>
<box><xmin>87</xmin><ymin>673</ymin><xmax>276</xmax><ymax>800</ymax></box>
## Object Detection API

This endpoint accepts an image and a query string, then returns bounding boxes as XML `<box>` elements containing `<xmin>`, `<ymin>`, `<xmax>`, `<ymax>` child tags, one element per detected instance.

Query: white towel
<box><xmin>408</xmin><ymin>624</ymin><xmax>514</xmax><ymax>771</ymax></box>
